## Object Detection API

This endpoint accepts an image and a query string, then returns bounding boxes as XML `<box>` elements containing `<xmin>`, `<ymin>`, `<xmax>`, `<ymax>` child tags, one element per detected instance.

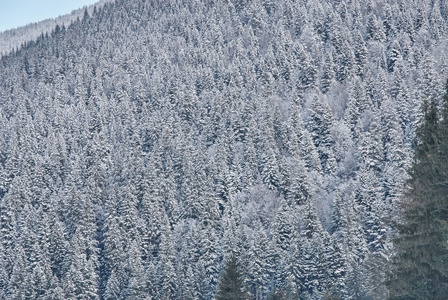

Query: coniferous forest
<box><xmin>1</xmin><ymin>0</ymin><xmax>448</xmax><ymax>299</ymax></box>
<box><xmin>0</xmin><ymin>0</ymin><xmax>113</xmax><ymax>57</ymax></box>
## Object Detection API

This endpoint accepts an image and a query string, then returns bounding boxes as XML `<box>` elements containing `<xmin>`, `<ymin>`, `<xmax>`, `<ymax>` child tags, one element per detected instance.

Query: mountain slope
<box><xmin>0</xmin><ymin>0</ymin><xmax>113</xmax><ymax>57</ymax></box>
<box><xmin>0</xmin><ymin>0</ymin><xmax>447</xmax><ymax>299</ymax></box>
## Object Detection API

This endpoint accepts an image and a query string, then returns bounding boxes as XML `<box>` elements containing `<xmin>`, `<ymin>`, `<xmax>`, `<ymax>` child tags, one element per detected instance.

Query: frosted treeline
<box><xmin>0</xmin><ymin>0</ymin><xmax>447</xmax><ymax>299</ymax></box>
<box><xmin>0</xmin><ymin>0</ymin><xmax>113</xmax><ymax>57</ymax></box>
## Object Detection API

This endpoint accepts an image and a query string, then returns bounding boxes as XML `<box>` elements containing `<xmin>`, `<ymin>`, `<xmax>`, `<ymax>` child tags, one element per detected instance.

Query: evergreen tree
<box><xmin>307</xmin><ymin>97</ymin><xmax>336</xmax><ymax>173</ymax></box>
<box><xmin>197</xmin><ymin>224</ymin><xmax>221</xmax><ymax>299</ymax></box>
<box><xmin>247</xmin><ymin>228</ymin><xmax>271</xmax><ymax>299</ymax></box>
<box><xmin>321</xmin><ymin>53</ymin><xmax>335</xmax><ymax>94</ymax></box>
<box><xmin>215</xmin><ymin>254</ymin><xmax>249</xmax><ymax>300</ymax></box>
<box><xmin>386</xmin><ymin>88</ymin><xmax>448</xmax><ymax>299</ymax></box>
<box><xmin>156</xmin><ymin>233</ymin><xmax>178</xmax><ymax>300</ymax></box>
<box><xmin>353</xmin><ymin>30</ymin><xmax>367</xmax><ymax>78</ymax></box>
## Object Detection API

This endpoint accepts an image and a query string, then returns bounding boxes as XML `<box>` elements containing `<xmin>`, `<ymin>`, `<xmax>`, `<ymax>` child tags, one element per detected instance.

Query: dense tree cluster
<box><xmin>0</xmin><ymin>0</ymin><xmax>447</xmax><ymax>299</ymax></box>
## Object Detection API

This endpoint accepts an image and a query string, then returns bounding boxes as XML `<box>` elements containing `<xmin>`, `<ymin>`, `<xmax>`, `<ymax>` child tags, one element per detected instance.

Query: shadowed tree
<box><xmin>215</xmin><ymin>254</ymin><xmax>250</xmax><ymax>300</ymax></box>
<box><xmin>387</xmin><ymin>85</ymin><xmax>448</xmax><ymax>299</ymax></box>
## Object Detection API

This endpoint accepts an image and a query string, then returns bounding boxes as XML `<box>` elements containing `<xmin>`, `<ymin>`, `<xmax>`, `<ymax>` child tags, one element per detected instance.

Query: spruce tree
<box><xmin>215</xmin><ymin>254</ymin><xmax>249</xmax><ymax>300</ymax></box>
<box><xmin>386</xmin><ymin>85</ymin><xmax>448</xmax><ymax>299</ymax></box>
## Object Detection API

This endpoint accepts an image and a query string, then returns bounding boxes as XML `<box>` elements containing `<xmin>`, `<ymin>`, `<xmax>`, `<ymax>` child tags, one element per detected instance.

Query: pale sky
<box><xmin>0</xmin><ymin>0</ymin><xmax>100</xmax><ymax>32</ymax></box>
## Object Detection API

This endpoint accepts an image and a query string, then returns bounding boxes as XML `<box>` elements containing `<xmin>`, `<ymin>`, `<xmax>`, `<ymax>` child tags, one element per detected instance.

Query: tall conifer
<box><xmin>215</xmin><ymin>254</ymin><xmax>249</xmax><ymax>300</ymax></box>
<box><xmin>387</xmin><ymin>82</ymin><xmax>448</xmax><ymax>299</ymax></box>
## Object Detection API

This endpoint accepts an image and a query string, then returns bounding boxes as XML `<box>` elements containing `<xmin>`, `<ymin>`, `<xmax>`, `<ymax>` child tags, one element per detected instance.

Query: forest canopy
<box><xmin>1</xmin><ymin>0</ymin><xmax>448</xmax><ymax>299</ymax></box>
